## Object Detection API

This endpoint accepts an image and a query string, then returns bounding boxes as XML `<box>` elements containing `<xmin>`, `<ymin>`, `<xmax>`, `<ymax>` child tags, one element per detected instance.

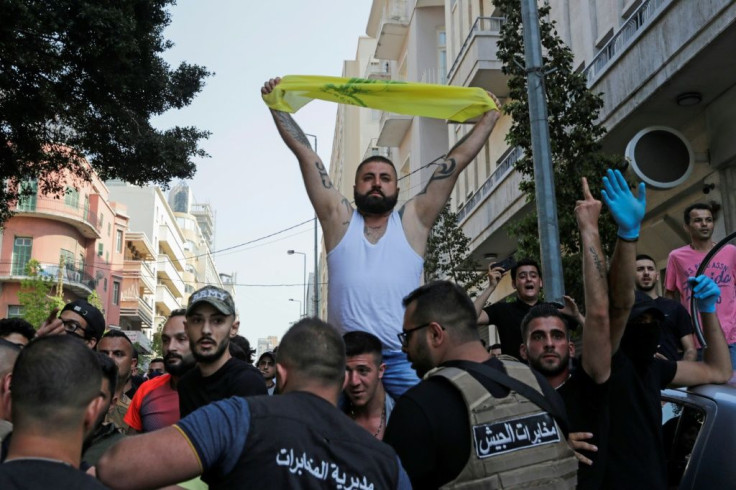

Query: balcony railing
<box><xmin>447</xmin><ymin>16</ymin><xmax>504</xmax><ymax>82</ymax></box>
<box><xmin>1</xmin><ymin>261</ymin><xmax>97</xmax><ymax>292</ymax></box>
<box><xmin>123</xmin><ymin>259</ymin><xmax>155</xmax><ymax>294</ymax></box>
<box><xmin>155</xmin><ymin>284</ymin><xmax>181</xmax><ymax>316</ymax></box>
<box><xmin>365</xmin><ymin>60</ymin><xmax>391</xmax><ymax>80</ymax></box>
<box><xmin>583</xmin><ymin>0</ymin><xmax>669</xmax><ymax>83</ymax></box>
<box><xmin>13</xmin><ymin>195</ymin><xmax>100</xmax><ymax>238</ymax></box>
<box><xmin>456</xmin><ymin>146</ymin><xmax>523</xmax><ymax>224</ymax></box>
<box><xmin>157</xmin><ymin>254</ymin><xmax>186</xmax><ymax>297</ymax></box>
<box><xmin>363</xmin><ymin>138</ymin><xmax>392</xmax><ymax>161</ymax></box>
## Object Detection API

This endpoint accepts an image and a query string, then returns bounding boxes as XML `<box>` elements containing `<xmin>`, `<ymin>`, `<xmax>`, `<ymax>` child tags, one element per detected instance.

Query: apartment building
<box><xmin>107</xmin><ymin>182</ymin><xmax>189</xmax><ymax>334</ymax></box>
<box><xmin>0</xmin><ymin>169</ymin><xmax>128</xmax><ymax>325</ymax></box>
<box><xmin>108</xmin><ymin>181</ymin><xmax>232</xmax><ymax>337</ymax></box>
<box><xmin>340</xmin><ymin>0</ymin><xmax>736</xmax><ymax>293</ymax></box>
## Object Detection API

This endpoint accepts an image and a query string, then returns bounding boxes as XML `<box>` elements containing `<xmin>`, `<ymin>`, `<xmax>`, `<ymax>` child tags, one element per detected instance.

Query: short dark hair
<box><xmin>511</xmin><ymin>258</ymin><xmax>541</xmax><ymax>282</ymax></box>
<box><xmin>402</xmin><ymin>281</ymin><xmax>478</xmax><ymax>343</ymax></box>
<box><xmin>94</xmin><ymin>351</ymin><xmax>118</xmax><ymax>395</ymax></box>
<box><xmin>170</xmin><ymin>308</ymin><xmax>187</xmax><ymax>318</ymax></box>
<box><xmin>230</xmin><ymin>335</ymin><xmax>255</xmax><ymax>364</ymax></box>
<box><xmin>355</xmin><ymin>155</ymin><xmax>397</xmax><ymax>182</ymax></box>
<box><xmin>683</xmin><ymin>203</ymin><xmax>713</xmax><ymax>224</ymax></box>
<box><xmin>100</xmin><ymin>330</ymin><xmax>134</xmax><ymax>355</ymax></box>
<box><xmin>343</xmin><ymin>331</ymin><xmax>383</xmax><ymax>364</ymax></box>
<box><xmin>489</xmin><ymin>343</ymin><xmax>502</xmax><ymax>350</ymax></box>
<box><xmin>0</xmin><ymin>318</ymin><xmax>36</xmax><ymax>343</ymax></box>
<box><xmin>636</xmin><ymin>254</ymin><xmax>655</xmax><ymax>263</ymax></box>
<box><xmin>11</xmin><ymin>336</ymin><xmax>102</xmax><ymax>428</ymax></box>
<box><xmin>229</xmin><ymin>342</ymin><xmax>248</xmax><ymax>362</ymax></box>
<box><xmin>277</xmin><ymin>318</ymin><xmax>345</xmax><ymax>387</ymax></box>
<box><xmin>150</xmin><ymin>358</ymin><xmax>164</xmax><ymax>365</ymax></box>
<box><xmin>102</xmin><ymin>330</ymin><xmax>135</xmax><ymax>350</ymax></box>
<box><xmin>520</xmin><ymin>303</ymin><xmax>572</xmax><ymax>341</ymax></box>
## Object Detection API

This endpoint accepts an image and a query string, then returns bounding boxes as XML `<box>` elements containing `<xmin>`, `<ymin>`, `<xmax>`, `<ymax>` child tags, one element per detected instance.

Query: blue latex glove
<box><xmin>688</xmin><ymin>275</ymin><xmax>721</xmax><ymax>313</ymax></box>
<box><xmin>601</xmin><ymin>169</ymin><xmax>646</xmax><ymax>240</ymax></box>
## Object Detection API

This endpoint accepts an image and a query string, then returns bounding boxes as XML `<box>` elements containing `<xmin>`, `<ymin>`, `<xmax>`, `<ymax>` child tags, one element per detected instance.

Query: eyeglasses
<box><xmin>61</xmin><ymin>319</ymin><xmax>88</xmax><ymax>339</ymax></box>
<box><xmin>397</xmin><ymin>322</ymin><xmax>434</xmax><ymax>348</ymax></box>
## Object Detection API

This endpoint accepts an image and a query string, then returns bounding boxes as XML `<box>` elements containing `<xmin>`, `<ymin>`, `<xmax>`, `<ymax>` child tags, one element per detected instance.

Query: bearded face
<box><xmin>354</xmin><ymin>187</ymin><xmax>399</xmax><ymax>215</ymax></box>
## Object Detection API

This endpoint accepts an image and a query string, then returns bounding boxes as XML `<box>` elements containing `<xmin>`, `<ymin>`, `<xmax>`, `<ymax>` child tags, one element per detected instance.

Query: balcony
<box><xmin>157</xmin><ymin>254</ymin><xmax>186</xmax><ymax>298</ymax></box>
<box><xmin>376</xmin><ymin>110</ymin><xmax>412</xmax><ymax>147</ymax></box>
<box><xmin>457</xmin><ymin>146</ymin><xmax>523</xmax><ymax>225</ymax></box>
<box><xmin>0</xmin><ymin>261</ymin><xmax>96</xmax><ymax>297</ymax></box>
<box><xmin>583</xmin><ymin>0</ymin><xmax>669</xmax><ymax>84</ymax></box>
<box><xmin>126</xmin><ymin>231</ymin><xmax>155</xmax><ymax>260</ymax></box>
<box><xmin>155</xmin><ymin>284</ymin><xmax>181</xmax><ymax>317</ymax></box>
<box><xmin>13</xmin><ymin>195</ymin><xmax>101</xmax><ymax>239</ymax></box>
<box><xmin>157</xmin><ymin>223</ymin><xmax>186</xmax><ymax>267</ymax></box>
<box><xmin>119</xmin><ymin>296</ymin><xmax>154</xmax><ymax>330</ymax></box>
<box><xmin>447</xmin><ymin>17</ymin><xmax>510</xmax><ymax>98</ymax></box>
<box><xmin>363</xmin><ymin>138</ymin><xmax>393</xmax><ymax>162</ymax></box>
<box><xmin>373</xmin><ymin>1</ymin><xmax>409</xmax><ymax>60</ymax></box>
<box><xmin>123</xmin><ymin>260</ymin><xmax>155</xmax><ymax>294</ymax></box>
<box><xmin>364</xmin><ymin>60</ymin><xmax>391</xmax><ymax>80</ymax></box>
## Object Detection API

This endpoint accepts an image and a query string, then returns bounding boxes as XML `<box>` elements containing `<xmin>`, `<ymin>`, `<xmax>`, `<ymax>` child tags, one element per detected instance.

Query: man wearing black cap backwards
<box><xmin>177</xmin><ymin>285</ymin><xmax>266</xmax><ymax>417</ymax></box>
<box><xmin>37</xmin><ymin>299</ymin><xmax>106</xmax><ymax>349</ymax></box>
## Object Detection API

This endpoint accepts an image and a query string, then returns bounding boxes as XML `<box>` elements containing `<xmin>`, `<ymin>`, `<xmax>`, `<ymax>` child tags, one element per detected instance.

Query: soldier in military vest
<box><xmin>385</xmin><ymin>280</ymin><xmax>577</xmax><ymax>489</ymax></box>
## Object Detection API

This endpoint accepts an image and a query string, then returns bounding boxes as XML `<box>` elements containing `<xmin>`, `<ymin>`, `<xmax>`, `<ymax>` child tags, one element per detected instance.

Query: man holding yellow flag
<box><xmin>262</xmin><ymin>76</ymin><xmax>500</xmax><ymax>398</ymax></box>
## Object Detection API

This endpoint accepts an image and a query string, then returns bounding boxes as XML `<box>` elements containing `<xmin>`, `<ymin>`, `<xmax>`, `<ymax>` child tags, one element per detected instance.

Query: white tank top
<box><xmin>327</xmin><ymin>210</ymin><xmax>424</xmax><ymax>350</ymax></box>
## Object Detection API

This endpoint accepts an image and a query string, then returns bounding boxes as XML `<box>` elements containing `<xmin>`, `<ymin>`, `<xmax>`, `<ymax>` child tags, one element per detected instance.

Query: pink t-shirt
<box><xmin>665</xmin><ymin>244</ymin><xmax>736</xmax><ymax>344</ymax></box>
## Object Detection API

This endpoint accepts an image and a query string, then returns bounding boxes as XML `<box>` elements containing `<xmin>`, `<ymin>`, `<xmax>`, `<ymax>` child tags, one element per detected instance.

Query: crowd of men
<box><xmin>0</xmin><ymin>81</ymin><xmax>733</xmax><ymax>489</ymax></box>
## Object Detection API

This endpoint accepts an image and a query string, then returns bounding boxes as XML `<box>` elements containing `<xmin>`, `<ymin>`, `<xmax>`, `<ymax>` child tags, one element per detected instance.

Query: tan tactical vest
<box><xmin>428</xmin><ymin>360</ymin><xmax>578</xmax><ymax>489</ymax></box>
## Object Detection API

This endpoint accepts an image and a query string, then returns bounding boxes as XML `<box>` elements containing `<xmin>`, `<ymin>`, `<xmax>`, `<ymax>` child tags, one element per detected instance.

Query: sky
<box><xmin>152</xmin><ymin>1</ymin><xmax>373</xmax><ymax>344</ymax></box>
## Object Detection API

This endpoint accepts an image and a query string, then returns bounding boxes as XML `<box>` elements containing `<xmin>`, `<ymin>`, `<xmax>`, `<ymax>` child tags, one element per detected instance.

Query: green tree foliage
<box><xmin>494</xmin><ymin>0</ymin><xmax>624</xmax><ymax>306</ymax></box>
<box><xmin>17</xmin><ymin>259</ymin><xmax>63</xmax><ymax>328</ymax></box>
<box><xmin>0</xmin><ymin>0</ymin><xmax>211</xmax><ymax>224</ymax></box>
<box><xmin>424</xmin><ymin>202</ymin><xmax>485</xmax><ymax>295</ymax></box>
<box><xmin>150</xmin><ymin>330</ymin><xmax>163</xmax><ymax>358</ymax></box>
<box><xmin>86</xmin><ymin>290</ymin><xmax>104</xmax><ymax>314</ymax></box>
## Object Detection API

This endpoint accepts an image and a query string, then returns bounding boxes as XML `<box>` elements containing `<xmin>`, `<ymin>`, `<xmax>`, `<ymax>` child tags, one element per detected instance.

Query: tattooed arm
<box><xmin>576</xmin><ymin>178</ymin><xmax>611</xmax><ymax>384</ymax></box>
<box><xmin>402</xmin><ymin>93</ymin><xmax>501</xmax><ymax>252</ymax></box>
<box><xmin>262</xmin><ymin>78</ymin><xmax>352</xmax><ymax>250</ymax></box>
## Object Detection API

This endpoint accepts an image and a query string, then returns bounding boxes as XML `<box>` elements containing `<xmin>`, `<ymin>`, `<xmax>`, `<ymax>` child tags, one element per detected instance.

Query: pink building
<box><xmin>0</xmin><ymin>170</ymin><xmax>129</xmax><ymax>327</ymax></box>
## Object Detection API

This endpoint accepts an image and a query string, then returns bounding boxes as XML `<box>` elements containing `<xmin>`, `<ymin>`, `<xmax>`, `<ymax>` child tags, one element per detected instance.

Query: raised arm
<box><xmin>576</xmin><ymin>177</ymin><xmax>611</xmax><ymax>383</ymax></box>
<box><xmin>262</xmin><ymin>78</ymin><xmax>352</xmax><ymax>250</ymax></box>
<box><xmin>474</xmin><ymin>265</ymin><xmax>504</xmax><ymax>323</ymax></box>
<box><xmin>401</xmin><ymin>94</ymin><xmax>501</xmax><ymax>246</ymax></box>
<box><xmin>601</xmin><ymin>169</ymin><xmax>646</xmax><ymax>353</ymax></box>
<box><xmin>671</xmin><ymin>276</ymin><xmax>732</xmax><ymax>386</ymax></box>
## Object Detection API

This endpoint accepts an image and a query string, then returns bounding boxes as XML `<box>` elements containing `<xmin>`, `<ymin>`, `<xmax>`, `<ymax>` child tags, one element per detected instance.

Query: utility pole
<box><xmin>520</xmin><ymin>0</ymin><xmax>564</xmax><ymax>305</ymax></box>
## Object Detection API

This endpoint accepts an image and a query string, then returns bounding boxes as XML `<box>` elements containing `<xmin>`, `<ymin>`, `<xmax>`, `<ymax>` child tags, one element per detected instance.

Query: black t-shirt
<box><xmin>178</xmin><ymin>357</ymin><xmax>266</xmax><ymax>417</ymax></box>
<box><xmin>0</xmin><ymin>460</ymin><xmax>108</xmax><ymax>489</ymax></box>
<box><xmin>653</xmin><ymin>296</ymin><xmax>693</xmax><ymax>360</ymax></box>
<box><xmin>604</xmin><ymin>351</ymin><xmax>677</xmax><ymax>489</ymax></box>
<box><xmin>383</xmin><ymin>357</ymin><xmax>566</xmax><ymax>489</ymax></box>
<box><xmin>483</xmin><ymin>299</ymin><xmax>533</xmax><ymax>359</ymax></box>
<box><xmin>557</xmin><ymin>360</ymin><xmax>610</xmax><ymax>490</ymax></box>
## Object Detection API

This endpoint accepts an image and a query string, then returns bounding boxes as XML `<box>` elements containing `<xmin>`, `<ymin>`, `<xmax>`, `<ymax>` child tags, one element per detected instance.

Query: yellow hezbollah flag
<box><xmin>262</xmin><ymin>75</ymin><xmax>497</xmax><ymax>123</ymax></box>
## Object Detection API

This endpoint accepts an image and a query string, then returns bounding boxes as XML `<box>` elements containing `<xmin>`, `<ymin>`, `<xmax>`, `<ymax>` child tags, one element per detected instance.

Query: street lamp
<box><xmin>288</xmin><ymin>298</ymin><xmax>303</xmax><ymax>317</ymax></box>
<box><xmin>287</xmin><ymin>249</ymin><xmax>307</xmax><ymax>315</ymax></box>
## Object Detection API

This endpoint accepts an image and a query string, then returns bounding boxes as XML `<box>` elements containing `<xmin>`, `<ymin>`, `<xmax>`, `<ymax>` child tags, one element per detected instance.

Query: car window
<box><xmin>662</xmin><ymin>401</ymin><xmax>706</xmax><ymax>488</ymax></box>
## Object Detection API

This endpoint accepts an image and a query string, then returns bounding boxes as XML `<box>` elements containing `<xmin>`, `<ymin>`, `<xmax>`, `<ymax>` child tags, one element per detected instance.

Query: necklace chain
<box><xmin>350</xmin><ymin>394</ymin><xmax>386</xmax><ymax>438</ymax></box>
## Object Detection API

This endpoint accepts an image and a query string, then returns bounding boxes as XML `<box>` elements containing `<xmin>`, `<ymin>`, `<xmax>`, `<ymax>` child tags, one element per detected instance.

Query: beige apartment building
<box><xmin>318</xmin><ymin>0</ymin><xmax>736</xmax><ymax>320</ymax></box>
<box><xmin>108</xmin><ymin>181</ymin><xmax>232</xmax><ymax>338</ymax></box>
